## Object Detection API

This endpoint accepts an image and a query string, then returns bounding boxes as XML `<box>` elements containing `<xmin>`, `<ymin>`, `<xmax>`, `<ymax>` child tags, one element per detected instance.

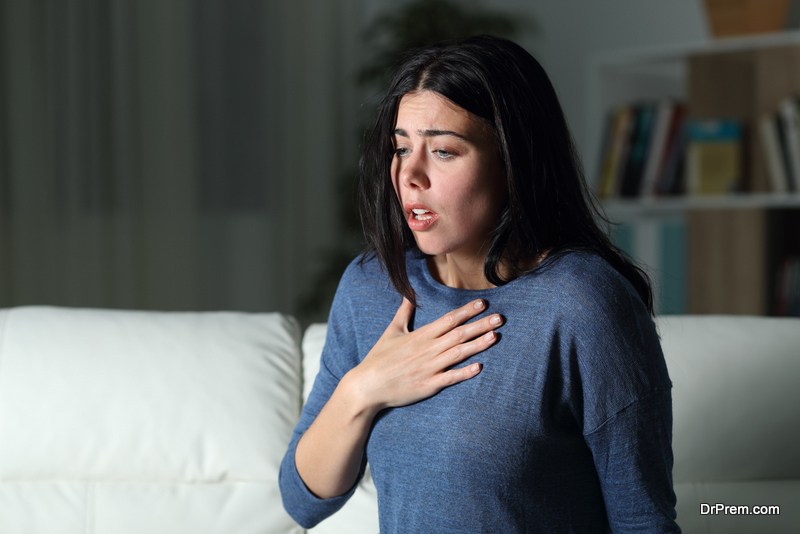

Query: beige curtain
<box><xmin>0</xmin><ymin>0</ymin><xmax>361</xmax><ymax>316</ymax></box>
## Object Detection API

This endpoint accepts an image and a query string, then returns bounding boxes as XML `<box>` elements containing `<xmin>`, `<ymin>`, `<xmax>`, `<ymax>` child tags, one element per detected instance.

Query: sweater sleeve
<box><xmin>584</xmin><ymin>390</ymin><xmax>680</xmax><ymax>533</ymax></box>
<box><xmin>279</xmin><ymin>265</ymin><xmax>367</xmax><ymax>529</ymax></box>
<box><xmin>561</xmin><ymin>257</ymin><xmax>680</xmax><ymax>532</ymax></box>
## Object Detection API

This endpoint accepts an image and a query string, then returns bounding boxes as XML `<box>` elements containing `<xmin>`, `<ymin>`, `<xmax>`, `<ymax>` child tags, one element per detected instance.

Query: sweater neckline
<box><xmin>411</xmin><ymin>253</ymin><xmax>527</xmax><ymax>298</ymax></box>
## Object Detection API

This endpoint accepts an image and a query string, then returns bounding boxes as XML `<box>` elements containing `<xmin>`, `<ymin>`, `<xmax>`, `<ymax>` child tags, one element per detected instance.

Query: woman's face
<box><xmin>391</xmin><ymin>90</ymin><xmax>506</xmax><ymax>261</ymax></box>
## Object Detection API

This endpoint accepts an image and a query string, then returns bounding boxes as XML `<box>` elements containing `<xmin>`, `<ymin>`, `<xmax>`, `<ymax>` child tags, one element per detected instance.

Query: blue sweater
<box><xmin>280</xmin><ymin>252</ymin><xmax>679</xmax><ymax>533</ymax></box>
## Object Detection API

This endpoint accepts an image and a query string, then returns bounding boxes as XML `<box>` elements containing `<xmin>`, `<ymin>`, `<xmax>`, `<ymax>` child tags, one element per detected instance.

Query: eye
<box><xmin>394</xmin><ymin>147</ymin><xmax>410</xmax><ymax>158</ymax></box>
<box><xmin>433</xmin><ymin>149</ymin><xmax>453</xmax><ymax>159</ymax></box>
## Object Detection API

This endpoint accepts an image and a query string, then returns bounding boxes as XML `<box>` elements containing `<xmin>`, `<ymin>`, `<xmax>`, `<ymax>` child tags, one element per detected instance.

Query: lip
<box><xmin>404</xmin><ymin>202</ymin><xmax>439</xmax><ymax>231</ymax></box>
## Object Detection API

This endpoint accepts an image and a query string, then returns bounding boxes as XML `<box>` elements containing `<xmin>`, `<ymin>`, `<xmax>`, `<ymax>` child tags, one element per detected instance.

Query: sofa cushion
<box><xmin>0</xmin><ymin>306</ymin><xmax>303</xmax><ymax>534</ymax></box>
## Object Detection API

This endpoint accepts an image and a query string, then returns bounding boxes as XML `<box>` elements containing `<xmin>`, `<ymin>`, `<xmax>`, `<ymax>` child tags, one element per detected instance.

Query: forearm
<box><xmin>295</xmin><ymin>371</ymin><xmax>378</xmax><ymax>499</ymax></box>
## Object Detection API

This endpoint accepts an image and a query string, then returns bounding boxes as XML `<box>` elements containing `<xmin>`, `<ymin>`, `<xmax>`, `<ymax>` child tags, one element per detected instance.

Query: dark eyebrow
<box><xmin>393</xmin><ymin>128</ymin><xmax>469</xmax><ymax>141</ymax></box>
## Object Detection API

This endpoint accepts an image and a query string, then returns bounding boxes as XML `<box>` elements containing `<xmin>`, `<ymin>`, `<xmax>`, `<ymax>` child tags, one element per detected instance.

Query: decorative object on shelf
<box><xmin>703</xmin><ymin>0</ymin><xmax>791</xmax><ymax>38</ymax></box>
<box><xmin>685</xmin><ymin>118</ymin><xmax>743</xmax><ymax>195</ymax></box>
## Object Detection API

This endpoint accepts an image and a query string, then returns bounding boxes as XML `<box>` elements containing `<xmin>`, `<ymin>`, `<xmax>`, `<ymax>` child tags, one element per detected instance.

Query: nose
<box><xmin>399</xmin><ymin>149</ymin><xmax>430</xmax><ymax>190</ymax></box>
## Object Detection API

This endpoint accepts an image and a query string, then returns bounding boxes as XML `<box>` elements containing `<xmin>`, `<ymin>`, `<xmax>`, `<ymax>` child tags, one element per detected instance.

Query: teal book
<box><xmin>658</xmin><ymin>220</ymin><xmax>686</xmax><ymax>315</ymax></box>
<box><xmin>608</xmin><ymin>219</ymin><xmax>686</xmax><ymax>315</ymax></box>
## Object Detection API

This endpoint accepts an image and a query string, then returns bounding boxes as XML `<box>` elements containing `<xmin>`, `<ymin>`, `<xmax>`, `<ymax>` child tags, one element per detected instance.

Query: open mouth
<box><xmin>404</xmin><ymin>203</ymin><xmax>438</xmax><ymax>230</ymax></box>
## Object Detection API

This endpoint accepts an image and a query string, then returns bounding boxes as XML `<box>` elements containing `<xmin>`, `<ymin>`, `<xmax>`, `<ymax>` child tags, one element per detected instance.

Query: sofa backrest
<box><xmin>0</xmin><ymin>306</ymin><xmax>304</xmax><ymax>534</ymax></box>
<box><xmin>658</xmin><ymin>315</ymin><xmax>800</xmax><ymax>533</ymax></box>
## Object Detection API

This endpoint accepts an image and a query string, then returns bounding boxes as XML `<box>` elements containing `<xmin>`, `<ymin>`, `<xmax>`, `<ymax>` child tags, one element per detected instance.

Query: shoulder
<box><xmin>534</xmin><ymin>252</ymin><xmax>641</xmax><ymax>315</ymax></box>
<box><xmin>535</xmin><ymin>251</ymin><xmax>654</xmax><ymax>343</ymax></box>
<box><xmin>332</xmin><ymin>253</ymin><xmax>395</xmax><ymax>305</ymax></box>
<box><xmin>523</xmin><ymin>252</ymin><xmax>652</xmax><ymax>345</ymax></box>
<box><xmin>339</xmin><ymin>253</ymin><xmax>387</xmax><ymax>288</ymax></box>
<box><xmin>325</xmin><ymin>254</ymin><xmax>402</xmax><ymax>368</ymax></box>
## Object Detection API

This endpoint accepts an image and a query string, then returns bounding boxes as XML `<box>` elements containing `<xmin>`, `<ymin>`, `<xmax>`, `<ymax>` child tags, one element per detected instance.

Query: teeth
<box><xmin>411</xmin><ymin>208</ymin><xmax>433</xmax><ymax>221</ymax></box>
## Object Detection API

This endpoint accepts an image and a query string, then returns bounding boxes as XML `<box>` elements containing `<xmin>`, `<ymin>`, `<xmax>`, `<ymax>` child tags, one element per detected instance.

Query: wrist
<box><xmin>338</xmin><ymin>367</ymin><xmax>382</xmax><ymax>422</ymax></box>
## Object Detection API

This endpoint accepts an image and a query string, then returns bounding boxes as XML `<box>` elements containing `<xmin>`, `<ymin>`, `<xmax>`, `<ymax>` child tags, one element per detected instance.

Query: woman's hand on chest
<box><xmin>343</xmin><ymin>298</ymin><xmax>503</xmax><ymax>416</ymax></box>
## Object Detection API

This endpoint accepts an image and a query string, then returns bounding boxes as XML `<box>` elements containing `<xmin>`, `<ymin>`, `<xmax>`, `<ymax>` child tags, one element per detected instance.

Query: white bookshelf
<box><xmin>586</xmin><ymin>33</ymin><xmax>800</xmax><ymax>315</ymax></box>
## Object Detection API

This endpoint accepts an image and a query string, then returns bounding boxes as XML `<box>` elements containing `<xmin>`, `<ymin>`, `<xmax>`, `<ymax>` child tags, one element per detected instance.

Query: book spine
<box><xmin>655</xmin><ymin>106</ymin><xmax>687</xmax><ymax>195</ymax></box>
<box><xmin>599</xmin><ymin>106</ymin><xmax>635</xmax><ymax>198</ymax></box>
<box><xmin>759</xmin><ymin>113</ymin><xmax>790</xmax><ymax>193</ymax></box>
<box><xmin>640</xmin><ymin>100</ymin><xmax>675</xmax><ymax>197</ymax></box>
<box><xmin>621</xmin><ymin>104</ymin><xmax>655</xmax><ymax>198</ymax></box>
<box><xmin>595</xmin><ymin>109</ymin><xmax>616</xmax><ymax>194</ymax></box>
<box><xmin>613</xmin><ymin>105</ymin><xmax>640</xmax><ymax>197</ymax></box>
<box><xmin>778</xmin><ymin>97</ymin><xmax>800</xmax><ymax>192</ymax></box>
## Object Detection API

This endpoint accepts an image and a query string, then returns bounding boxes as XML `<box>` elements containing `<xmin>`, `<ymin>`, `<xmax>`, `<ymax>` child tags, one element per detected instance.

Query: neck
<box><xmin>427</xmin><ymin>253</ymin><xmax>495</xmax><ymax>290</ymax></box>
<box><xmin>426</xmin><ymin>250</ymin><xmax>549</xmax><ymax>290</ymax></box>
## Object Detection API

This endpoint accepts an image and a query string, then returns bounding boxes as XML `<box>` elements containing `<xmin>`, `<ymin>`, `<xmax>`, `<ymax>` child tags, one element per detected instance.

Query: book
<box><xmin>640</xmin><ymin>100</ymin><xmax>676</xmax><ymax>197</ymax></box>
<box><xmin>654</xmin><ymin>106</ymin><xmax>687</xmax><ymax>196</ymax></box>
<box><xmin>686</xmin><ymin>118</ymin><xmax>743</xmax><ymax>195</ymax></box>
<box><xmin>608</xmin><ymin>218</ymin><xmax>686</xmax><ymax>315</ymax></box>
<box><xmin>658</xmin><ymin>219</ymin><xmax>686</xmax><ymax>315</ymax></box>
<box><xmin>759</xmin><ymin>113</ymin><xmax>790</xmax><ymax>193</ymax></box>
<box><xmin>774</xmin><ymin>110</ymin><xmax>796</xmax><ymax>192</ymax></box>
<box><xmin>595</xmin><ymin>110</ymin><xmax>616</xmax><ymax>194</ymax></box>
<box><xmin>775</xmin><ymin>257</ymin><xmax>800</xmax><ymax>316</ymax></box>
<box><xmin>620</xmin><ymin>104</ymin><xmax>655</xmax><ymax>197</ymax></box>
<box><xmin>787</xmin><ymin>0</ymin><xmax>800</xmax><ymax>29</ymax></box>
<box><xmin>598</xmin><ymin>106</ymin><xmax>635</xmax><ymax>198</ymax></box>
<box><xmin>778</xmin><ymin>97</ymin><xmax>800</xmax><ymax>192</ymax></box>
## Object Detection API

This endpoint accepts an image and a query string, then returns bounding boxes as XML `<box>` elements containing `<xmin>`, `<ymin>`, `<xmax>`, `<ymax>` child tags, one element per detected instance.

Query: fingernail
<box><xmin>474</xmin><ymin>300</ymin><xmax>484</xmax><ymax>310</ymax></box>
<box><xmin>490</xmin><ymin>315</ymin><xmax>502</xmax><ymax>325</ymax></box>
<box><xmin>484</xmin><ymin>331</ymin><xmax>495</xmax><ymax>342</ymax></box>
<box><xmin>471</xmin><ymin>363</ymin><xmax>481</xmax><ymax>372</ymax></box>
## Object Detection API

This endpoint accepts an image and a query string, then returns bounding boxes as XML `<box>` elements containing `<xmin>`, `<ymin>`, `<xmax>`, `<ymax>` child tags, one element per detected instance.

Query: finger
<box><xmin>438</xmin><ymin>329</ymin><xmax>497</xmax><ymax>367</ymax></box>
<box><xmin>435</xmin><ymin>362</ymin><xmax>483</xmax><ymax>389</ymax></box>
<box><xmin>388</xmin><ymin>297</ymin><xmax>414</xmax><ymax>334</ymax></box>
<box><xmin>432</xmin><ymin>311</ymin><xmax>503</xmax><ymax>355</ymax></box>
<box><xmin>422</xmin><ymin>299</ymin><xmax>487</xmax><ymax>339</ymax></box>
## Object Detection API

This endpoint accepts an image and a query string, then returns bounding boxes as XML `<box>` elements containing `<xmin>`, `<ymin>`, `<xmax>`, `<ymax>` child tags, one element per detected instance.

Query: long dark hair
<box><xmin>358</xmin><ymin>35</ymin><xmax>654</xmax><ymax>315</ymax></box>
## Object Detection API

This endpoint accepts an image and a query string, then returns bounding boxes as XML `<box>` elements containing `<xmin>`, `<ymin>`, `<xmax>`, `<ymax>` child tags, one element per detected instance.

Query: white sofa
<box><xmin>0</xmin><ymin>306</ymin><xmax>798</xmax><ymax>533</ymax></box>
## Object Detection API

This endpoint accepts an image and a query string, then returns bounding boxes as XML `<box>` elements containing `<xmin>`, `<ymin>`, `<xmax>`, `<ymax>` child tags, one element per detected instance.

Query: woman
<box><xmin>280</xmin><ymin>36</ymin><xmax>679</xmax><ymax>533</ymax></box>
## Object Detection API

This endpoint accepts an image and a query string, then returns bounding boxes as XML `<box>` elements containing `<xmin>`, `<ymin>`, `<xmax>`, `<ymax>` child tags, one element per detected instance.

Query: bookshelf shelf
<box><xmin>602</xmin><ymin>192</ymin><xmax>800</xmax><ymax>219</ymax></box>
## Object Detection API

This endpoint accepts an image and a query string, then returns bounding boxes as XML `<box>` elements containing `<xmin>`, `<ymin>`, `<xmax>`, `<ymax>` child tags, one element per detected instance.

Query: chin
<box><xmin>413</xmin><ymin>239</ymin><xmax>442</xmax><ymax>257</ymax></box>
<box><xmin>413</xmin><ymin>239</ymin><xmax>457</xmax><ymax>258</ymax></box>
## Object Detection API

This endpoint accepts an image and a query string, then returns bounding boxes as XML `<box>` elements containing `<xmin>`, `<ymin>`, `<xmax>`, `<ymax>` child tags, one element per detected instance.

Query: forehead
<box><xmin>395</xmin><ymin>91</ymin><xmax>484</xmax><ymax>131</ymax></box>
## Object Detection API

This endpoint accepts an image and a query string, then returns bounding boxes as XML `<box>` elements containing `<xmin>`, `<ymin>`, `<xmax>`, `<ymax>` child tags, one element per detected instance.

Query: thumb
<box><xmin>391</xmin><ymin>297</ymin><xmax>414</xmax><ymax>334</ymax></box>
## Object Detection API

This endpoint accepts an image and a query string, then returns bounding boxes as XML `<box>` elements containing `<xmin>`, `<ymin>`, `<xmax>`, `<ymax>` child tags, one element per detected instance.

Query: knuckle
<box><xmin>442</xmin><ymin>312</ymin><xmax>456</xmax><ymax>327</ymax></box>
<box><xmin>448</xmin><ymin>328</ymin><xmax>464</xmax><ymax>343</ymax></box>
<box><xmin>447</xmin><ymin>345</ymin><xmax>462</xmax><ymax>360</ymax></box>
